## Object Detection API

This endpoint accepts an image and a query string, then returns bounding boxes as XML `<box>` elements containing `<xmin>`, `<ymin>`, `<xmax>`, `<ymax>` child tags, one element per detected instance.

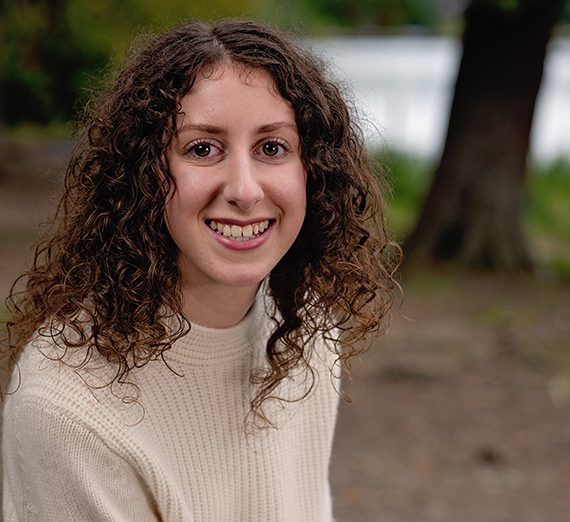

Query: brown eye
<box><xmin>262</xmin><ymin>142</ymin><xmax>279</xmax><ymax>156</ymax></box>
<box><xmin>194</xmin><ymin>143</ymin><xmax>211</xmax><ymax>157</ymax></box>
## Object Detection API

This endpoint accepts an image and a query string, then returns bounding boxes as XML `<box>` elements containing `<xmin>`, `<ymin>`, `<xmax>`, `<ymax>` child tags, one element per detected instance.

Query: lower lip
<box><xmin>208</xmin><ymin>222</ymin><xmax>273</xmax><ymax>251</ymax></box>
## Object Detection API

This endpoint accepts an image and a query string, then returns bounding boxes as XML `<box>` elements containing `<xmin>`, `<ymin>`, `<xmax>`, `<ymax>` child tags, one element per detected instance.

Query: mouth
<box><xmin>207</xmin><ymin>219</ymin><xmax>272</xmax><ymax>242</ymax></box>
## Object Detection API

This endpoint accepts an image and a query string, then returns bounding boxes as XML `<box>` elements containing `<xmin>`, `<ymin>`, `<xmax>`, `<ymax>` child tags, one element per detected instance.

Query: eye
<box><xmin>262</xmin><ymin>142</ymin><xmax>280</xmax><ymax>156</ymax></box>
<box><xmin>194</xmin><ymin>143</ymin><xmax>212</xmax><ymax>157</ymax></box>
<box><xmin>184</xmin><ymin>139</ymin><xmax>224</xmax><ymax>161</ymax></box>
<box><xmin>255</xmin><ymin>139</ymin><xmax>291</xmax><ymax>160</ymax></box>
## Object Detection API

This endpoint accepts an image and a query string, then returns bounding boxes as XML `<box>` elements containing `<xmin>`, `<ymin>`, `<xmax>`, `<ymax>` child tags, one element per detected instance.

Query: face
<box><xmin>164</xmin><ymin>65</ymin><xmax>306</xmax><ymax>298</ymax></box>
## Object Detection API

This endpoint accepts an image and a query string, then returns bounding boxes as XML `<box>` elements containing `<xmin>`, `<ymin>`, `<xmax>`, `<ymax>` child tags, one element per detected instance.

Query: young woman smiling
<box><xmin>2</xmin><ymin>19</ymin><xmax>398</xmax><ymax>522</ymax></box>
<box><xmin>164</xmin><ymin>65</ymin><xmax>307</xmax><ymax>328</ymax></box>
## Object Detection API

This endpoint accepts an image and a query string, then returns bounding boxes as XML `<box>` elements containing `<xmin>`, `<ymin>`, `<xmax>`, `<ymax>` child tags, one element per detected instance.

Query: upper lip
<box><xmin>206</xmin><ymin>218</ymin><xmax>273</xmax><ymax>226</ymax></box>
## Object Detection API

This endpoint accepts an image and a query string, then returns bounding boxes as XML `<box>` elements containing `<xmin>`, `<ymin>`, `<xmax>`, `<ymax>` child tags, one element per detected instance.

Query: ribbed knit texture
<box><xmin>2</xmin><ymin>291</ymin><xmax>339</xmax><ymax>521</ymax></box>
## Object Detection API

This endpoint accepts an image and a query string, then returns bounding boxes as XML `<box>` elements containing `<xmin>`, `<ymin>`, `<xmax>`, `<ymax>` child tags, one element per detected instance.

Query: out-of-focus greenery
<box><xmin>0</xmin><ymin>0</ymin><xmax>462</xmax><ymax>126</ymax></box>
<box><xmin>526</xmin><ymin>160</ymin><xmax>570</xmax><ymax>275</ymax></box>
<box><xmin>527</xmin><ymin>160</ymin><xmax>570</xmax><ymax>241</ymax></box>
<box><xmin>2</xmin><ymin>0</ymin><xmax>570</xmax><ymax>126</ymax></box>
<box><xmin>379</xmin><ymin>150</ymin><xmax>434</xmax><ymax>239</ymax></box>
<box><xmin>382</xmin><ymin>150</ymin><xmax>570</xmax><ymax>274</ymax></box>
<box><xmin>3</xmin><ymin>0</ymin><xmax>570</xmax><ymax>126</ymax></box>
<box><xmin>0</xmin><ymin>0</ymin><xmax>268</xmax><ymax>126</ymax></box>
<box><xmin>384</xmin><ymin>150</ymin><xmax>570</xmax><ymax>241</ymax></box>
<box><xmin>280</xmin><ymin>0</ymin><xmax>448</xmax><ymax>34</ymax></box>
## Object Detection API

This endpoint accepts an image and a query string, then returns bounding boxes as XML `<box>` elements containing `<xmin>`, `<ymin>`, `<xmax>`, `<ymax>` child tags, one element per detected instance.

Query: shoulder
<box><xmin>4</xmin><ymin>331</ymin><xmax>144</xmax><ymax>439</ymax></box>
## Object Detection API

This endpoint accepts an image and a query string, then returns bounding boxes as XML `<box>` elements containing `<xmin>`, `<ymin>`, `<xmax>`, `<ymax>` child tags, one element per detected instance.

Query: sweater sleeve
<box><xmin>4</xmin><ymin>400</ymin><xmax>160</xmax><ymax>522</ymax></box>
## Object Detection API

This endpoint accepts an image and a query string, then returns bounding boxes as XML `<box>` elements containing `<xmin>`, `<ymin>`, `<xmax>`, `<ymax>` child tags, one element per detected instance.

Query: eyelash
<box><xmin>182</xmin><ymin>138</ymin><xmax>293</xmax><ymax>162</ymax></box>
<box><xmin>255</xmin><ymin>138</ymin><xmax>292</xmax><ymax>160</ymax></box>
<box><xmin>183</xmin><ymin>139</ymin><xmax>221</xmax><ymax>161</ymax></box>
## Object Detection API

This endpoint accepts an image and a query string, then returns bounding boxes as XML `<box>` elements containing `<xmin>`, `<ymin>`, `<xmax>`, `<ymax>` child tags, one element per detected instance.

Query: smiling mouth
<box><xmin>207</xmin><ymin>219</ymin><xmax>271</xmax><ymax>242</ymax></box>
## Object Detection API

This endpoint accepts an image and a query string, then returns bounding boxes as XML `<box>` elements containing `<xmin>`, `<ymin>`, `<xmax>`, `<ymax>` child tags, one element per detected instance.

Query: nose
<box><xmin>222</xmin><ymin>153</ymin><xmax>264</xmax><ymax>211</ymax></box>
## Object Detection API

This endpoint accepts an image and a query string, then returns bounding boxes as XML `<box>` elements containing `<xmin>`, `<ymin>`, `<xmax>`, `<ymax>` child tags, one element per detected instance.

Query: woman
<box><xmin>2</xmin><ymin>18</ymin><xmax>397</xmax><ymax>521</ymax></box>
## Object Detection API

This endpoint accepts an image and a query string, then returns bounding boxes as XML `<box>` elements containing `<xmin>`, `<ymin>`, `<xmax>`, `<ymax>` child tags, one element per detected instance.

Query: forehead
<box><xmin>175</xmin><ymin>64</ymin><xmax>295</xmax><ymax>127</ymax></box>
<box><xmin>197</xmin><ymin>62</ymin><xmax>279</xmax><ymax>92</ymax></box>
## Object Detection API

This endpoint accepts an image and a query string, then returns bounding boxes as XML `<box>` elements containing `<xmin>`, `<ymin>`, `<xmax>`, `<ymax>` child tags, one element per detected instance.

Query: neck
<box><xmin>180</xmin><ymin>280</ymin><xmax>261</xmax><ymax>329</ymax></box>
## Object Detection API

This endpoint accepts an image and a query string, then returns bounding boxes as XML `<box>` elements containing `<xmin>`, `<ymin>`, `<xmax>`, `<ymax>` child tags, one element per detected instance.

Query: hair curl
<box><xmin>3</xmin><ymin>18</ymin><xmax>399</xmax><ymax>421</ymax></box>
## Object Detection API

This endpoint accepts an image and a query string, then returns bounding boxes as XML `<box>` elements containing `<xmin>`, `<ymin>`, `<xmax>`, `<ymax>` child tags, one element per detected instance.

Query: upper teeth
<box><xmin>208</xmin><ymin>219</ymin><xmax>270</xmax><ymax>240</ymax></box>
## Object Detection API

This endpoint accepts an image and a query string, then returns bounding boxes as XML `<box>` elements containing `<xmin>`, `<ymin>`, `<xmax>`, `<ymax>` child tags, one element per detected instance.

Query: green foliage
<box><xmin>526</xmin><ymin>160</ymin><xmax>570</xmax><ymax>241</ymax></box>
<box><xmin>2</xmin><ymin>3</ymin><xmax>86</xmax><ymax>124</ymax></box>
<box><xmin>380</xmin><ymin>149</ymin><xmax>570</xmax><ymax>275</ymax></box>
<box><xmin>381</xmin><ymin>150</ymin><xmax>570</xmax><ymax>244</ymax></box>
<box><xmin>374</xmin><ymin>149</ymin><xmax>434</xmax><ymax>237</ymax></box>
<box><xmin>0</xmin><ymin>0</ymin><xmax>263</xmax><ymax>126</ymax></box>
<box><xmin>0</xmin><ymin>0</ymin><xmax>463</xmax><ymax>125</ymax></box>
<box><xmin>564</xmin><ymin>0</ymin><xmax>570</xmax><ymax>22</ymax></box>
<box><xmin>284</xmin><ymin>0</ymin><xmax>441</xmax><ymax>33</ymax></box>
<box><xmin>496</xmin><ymin>0</ymin><xmax>520</xmax><ymax>12</ymax></box>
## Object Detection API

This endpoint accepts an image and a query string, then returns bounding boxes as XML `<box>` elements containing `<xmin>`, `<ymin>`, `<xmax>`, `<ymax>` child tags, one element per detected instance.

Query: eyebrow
<box><xmin>177</xmin><ymin>124</ymin><xmax>225</xmax><ymax>135</ymax></box>
<box><xmin>257</xmin><ymin>121</ymin><xmax>298</xmax><ymax>133</ymax></box>
<box><xmin>176</xmin><ymin>121</ymin><xmax>298</xmax><ymax>136</ymax></box>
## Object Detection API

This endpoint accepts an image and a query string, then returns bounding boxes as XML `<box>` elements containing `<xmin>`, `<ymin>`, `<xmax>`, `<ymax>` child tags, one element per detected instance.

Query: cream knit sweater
<box><xmin>2</xmin><ymin>292</ymin><xmax>339</xmax><ymax>521</ymax></box>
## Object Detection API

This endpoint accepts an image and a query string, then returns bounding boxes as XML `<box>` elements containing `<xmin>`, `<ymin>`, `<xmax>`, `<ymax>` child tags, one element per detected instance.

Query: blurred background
<box><xmin>1</xmin><ymin>1</ymin><xmax>570</xmax><ymax>520</ymax></box>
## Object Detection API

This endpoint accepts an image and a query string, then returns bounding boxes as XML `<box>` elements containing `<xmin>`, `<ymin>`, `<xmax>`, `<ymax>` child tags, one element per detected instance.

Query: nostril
<box><xmin>224</xmin><ymin>188</ymin><xmax>264</xmax><ymax>211</ymax></box>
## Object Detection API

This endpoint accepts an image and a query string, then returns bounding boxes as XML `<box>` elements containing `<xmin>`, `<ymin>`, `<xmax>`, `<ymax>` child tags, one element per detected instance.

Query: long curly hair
<box><xmin>4</xmin><ymin>18</ymin><xmax>399</xmax><ymax>420</ymax></box>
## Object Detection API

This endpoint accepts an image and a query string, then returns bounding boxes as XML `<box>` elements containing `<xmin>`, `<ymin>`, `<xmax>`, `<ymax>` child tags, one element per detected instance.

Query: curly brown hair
<box><xmin>4</xmin><ymin>18</ymin><xmax>399</xmax><ymax>420</ymax></box>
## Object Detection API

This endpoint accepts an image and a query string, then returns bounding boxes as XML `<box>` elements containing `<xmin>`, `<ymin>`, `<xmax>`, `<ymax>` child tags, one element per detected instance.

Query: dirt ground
<box><xmin>330</xmin><ymin>272</ymin><xmax>570</xmax><ymax>522</ymax></box>
<box><xmin>1</xmin><ymin>135</ymin><xmax>570</xmax><ymax>521</ymax></box>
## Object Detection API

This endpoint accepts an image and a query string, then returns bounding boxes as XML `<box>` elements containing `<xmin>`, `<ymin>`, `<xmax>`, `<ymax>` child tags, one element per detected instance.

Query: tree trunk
<box><xmin>404</xmin><ymin>0</ymin><xmax>564</xmax><ymax>271</ymax></box>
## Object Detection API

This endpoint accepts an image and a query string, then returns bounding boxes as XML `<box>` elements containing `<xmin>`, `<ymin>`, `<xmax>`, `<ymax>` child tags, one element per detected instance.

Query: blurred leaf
<box><xmin>0</xmin><ymin>0</ymin><xmax>264</xmax><ymax>126</ymax></box>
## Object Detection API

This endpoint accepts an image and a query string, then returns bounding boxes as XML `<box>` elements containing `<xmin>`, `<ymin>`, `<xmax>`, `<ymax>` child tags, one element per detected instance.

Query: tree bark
<box><xmin>404</xmin><ymin>0</ymin><xmax>564</xmax><ymax>271</ymax></box>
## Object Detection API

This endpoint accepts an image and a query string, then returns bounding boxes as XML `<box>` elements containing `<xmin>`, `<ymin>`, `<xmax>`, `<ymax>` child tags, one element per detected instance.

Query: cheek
<box><xmin>163</xmin><ymin>189</ymin><xmax>195</xmax><ymax>239</ymax></box>
<box><xmin>163</xmin><ymin>201</ymin><xmax>178</xmax><ymax>244</ymax></box>
<box><xmin>165</xmin><ymin>176</ymin><xmax>206</xmax><ymax>217</ymax></box>
<box><xmin>273</xmin><ymin>188</ymin><xmax>306</xmax><ymax>226</ymax></box>
<box><xmin>277</xmin><ymin>168</ymin><xmax>307</xmax><ymax>216</ymax></box>
<box><xmin>291</xmin><ymin>177</ymin><xmax>308</xmax><ymax>220</ymax></box>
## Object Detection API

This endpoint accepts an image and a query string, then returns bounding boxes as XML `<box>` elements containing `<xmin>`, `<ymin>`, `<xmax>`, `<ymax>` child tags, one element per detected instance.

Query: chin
<box><xmin>215</xmin><ymin>269</ymin><xmax>271</xmax><ymax>289</ymax></box>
